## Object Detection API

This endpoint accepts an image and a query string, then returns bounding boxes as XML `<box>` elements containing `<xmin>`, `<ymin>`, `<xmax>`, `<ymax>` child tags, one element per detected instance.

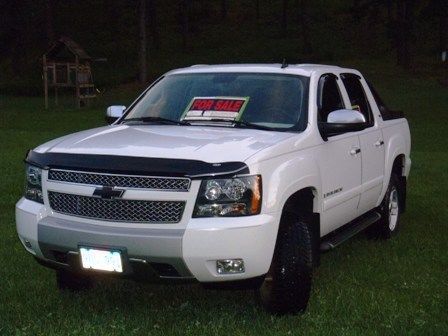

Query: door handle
<box><xmin>374</xmin><ymin>140</ymin><xmax>384</xmax><ymax>147</ymax></box>
<box><xmin>350</xmin><ymin>148</ymin><xmax>361</xmax><ymax>155</ymax></box>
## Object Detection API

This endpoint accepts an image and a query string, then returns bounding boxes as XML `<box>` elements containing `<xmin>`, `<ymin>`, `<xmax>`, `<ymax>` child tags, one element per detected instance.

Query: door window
<box><xmin>317</xmin><ymin>74</ymin><xmax>344</xmax><ymax>122</ymax></box>
<box><xmin>341</xmin><ymin>74</ymin><xmax>373</xmax><ymax>124</ymax></box>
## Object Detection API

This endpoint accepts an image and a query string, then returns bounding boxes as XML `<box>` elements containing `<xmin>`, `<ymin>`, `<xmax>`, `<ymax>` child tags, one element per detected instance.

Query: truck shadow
<box><xmin>58</xmin><ymin>278</ymin><xmax>263</xmax><ymax>321</ymax></box>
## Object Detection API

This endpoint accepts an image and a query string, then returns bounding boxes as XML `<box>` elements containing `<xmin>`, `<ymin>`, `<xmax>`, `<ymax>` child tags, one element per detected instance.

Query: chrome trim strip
<box><xmin>48</xmin><ymin>191</ymin><xmax>186</xmax><ymax>224</ymax></box>
<box><xmin>129</xmin><ymin>257</ymin><xmax>148</xmax><ymax>264</ymax></box>
<box><xmin>48</xmin><ymin>168</ymin><xmax>192</xmax><ymax>192</ymax></box>
<box><xmin>187</xmin><ymin>166</ymin><xmax>248</xmax><ymax>178</ymax></box>
<box><xmin>49</xmin><ymin>205</ymin><xmax>186</xmax><ymax>224</ymax></box>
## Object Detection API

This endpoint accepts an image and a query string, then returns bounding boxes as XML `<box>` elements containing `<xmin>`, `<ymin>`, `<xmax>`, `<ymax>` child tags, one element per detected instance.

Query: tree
<box><xmin>139</xmin><ymin>0</ymin><xmax>147</xmax><ymax>84</ymax></box>
<box><xmin>358</xmin><ymin>0</ymin><xmax>416</xmax><ymax>69</ymax></box>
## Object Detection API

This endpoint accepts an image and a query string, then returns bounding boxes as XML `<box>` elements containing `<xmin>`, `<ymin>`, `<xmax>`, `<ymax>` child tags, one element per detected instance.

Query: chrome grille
<box><xmin>48</xmin><ymin>191</ymin><xmax>185</xmax><ymax>223</ymax></box>
<box><xmin>48</xmin><ymin>169</ymin><xmax>191</xmax><ymax>191</ymax></box>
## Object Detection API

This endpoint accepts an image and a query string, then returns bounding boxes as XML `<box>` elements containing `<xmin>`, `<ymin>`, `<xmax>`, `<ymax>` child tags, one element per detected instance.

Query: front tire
<box><xmin>257</xmin><ymin>213</ymin><xmax>313</xmax><ymax>315</ymax></box>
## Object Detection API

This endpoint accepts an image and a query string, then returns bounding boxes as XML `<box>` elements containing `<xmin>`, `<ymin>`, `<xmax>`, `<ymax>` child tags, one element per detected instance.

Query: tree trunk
<box><xmin>148</xmin><ymin>0</ymin><xmax>160</xmax><ymax>49</ymax></box>
<box><xmin>297</xmin><ymin>0</ymin><xmax>312</xmax><ymax>54</ymax></box>
<box><xmin>107</xmin><ymin>0</ymin><xmax>121</xmax><ymax>42</ymax></box>
<box><xmin>281</xmin><ymin>0</ymin><xmax>288</xmax><ymax>36</ymax></box>
<box><xmin>180</xmin><ymin>0</ymin><xmax>189</xmax><ymax>50</ymax></box>
<box><xmin>439</xmin><ymin>1</ymin><xmax>447</xmax><ymax>55</ymax></box>
<box><xmin>9</xmin><ymin>2</ymin><xmax>23</xmax><ymax>75</ymax></box>
<box><xmin>255</xmin><ymin>0</ymin><xmax>260</xmax><ymax>20</ymax></box>
<box><xmin>221</xmin><ymin>0</ymin><xmax>227</xmax><ymax>19</ymax></box>
<box><xmin>45</xmin><ymin>0</ymin><xmax>55</xmax><ymax>43</ymax></box>
<box><xmin>139</xmin><ymin>0</ymin><xmax>147</xmax><ymax>84</ymax></box>
<box><xmin>386</xmin><ymin>0</ymin><xmax>392</xmax><ymax>23</ymax></box>
<box><xmin>395</xmin><ymin>0</ymin><xmax>414</xmax><ymax>69</ymax></box>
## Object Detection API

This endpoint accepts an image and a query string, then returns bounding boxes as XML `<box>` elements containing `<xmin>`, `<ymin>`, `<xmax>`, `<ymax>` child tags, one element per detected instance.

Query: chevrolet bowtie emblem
<box><xmin>92</xmin><ymin>186</ymin><xmax>125</xmax><ymax>199</ymax></box>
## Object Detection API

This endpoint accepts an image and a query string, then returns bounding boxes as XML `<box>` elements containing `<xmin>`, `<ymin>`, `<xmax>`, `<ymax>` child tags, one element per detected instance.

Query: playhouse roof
<box><xmin>43</xmin><ymin>36</ymin><xmax>91</xmax><ymax>61</ymax></box>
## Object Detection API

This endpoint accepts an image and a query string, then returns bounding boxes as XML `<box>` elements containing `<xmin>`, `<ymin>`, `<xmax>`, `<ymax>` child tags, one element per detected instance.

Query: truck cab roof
<box><xmin>168</xmin><ymin>63</ymin><xmax>356</xmax><ymax>77</ymax></box>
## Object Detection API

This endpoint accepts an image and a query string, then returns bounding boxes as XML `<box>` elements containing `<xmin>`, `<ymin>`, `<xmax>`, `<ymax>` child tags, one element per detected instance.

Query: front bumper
<box><xmin>16</xmin><ymin>198</ymin><xmax>278</xmax><ymax>282</ymax></box>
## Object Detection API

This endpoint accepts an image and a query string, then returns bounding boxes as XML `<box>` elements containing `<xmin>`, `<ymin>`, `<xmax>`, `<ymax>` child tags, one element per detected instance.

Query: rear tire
<box><xmin>56</xmin><ymin>270</ymin><xmax>94</xmax><ymax>291</ymax></box>
<box><xmin>257</xmin><ymin>213</ymin><xmax>313</xmax><ymax>315</ymax></box>
<box><xmin>372</xmin><ymin>173</ymin><xmax>401</xmax><ymax>239</ymax></box>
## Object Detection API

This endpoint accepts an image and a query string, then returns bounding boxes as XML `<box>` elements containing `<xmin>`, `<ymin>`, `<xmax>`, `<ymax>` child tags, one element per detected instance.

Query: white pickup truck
<box><xmin>16</xmin><ymin>64</ymin><xmax>411</xmax><ymax>314</ymax></box>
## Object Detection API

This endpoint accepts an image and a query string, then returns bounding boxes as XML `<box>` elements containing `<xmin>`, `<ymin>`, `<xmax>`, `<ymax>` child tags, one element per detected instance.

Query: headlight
<box><xmin>193</xmin><ymin>175</ymin><xmax>262</xmax><ymax>217</ymax></box>
<box><xmin>24</xmin><ymin>164</ymin><xmax>43</xmax><ymax>204</ymax></box>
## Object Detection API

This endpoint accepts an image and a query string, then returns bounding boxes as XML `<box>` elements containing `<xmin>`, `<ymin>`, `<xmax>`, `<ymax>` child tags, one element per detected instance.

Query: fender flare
<box><xmin>378</xmin><ymin>135</ymin><xmax>406</xmax><ymax>205</ymax></box>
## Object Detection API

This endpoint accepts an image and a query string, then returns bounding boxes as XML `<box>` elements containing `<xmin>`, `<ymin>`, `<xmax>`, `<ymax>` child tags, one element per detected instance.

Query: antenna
<box><xmin>281</xmin><ymin>58</ymin><xmax>289</xmax><ymax>69</ymax></box>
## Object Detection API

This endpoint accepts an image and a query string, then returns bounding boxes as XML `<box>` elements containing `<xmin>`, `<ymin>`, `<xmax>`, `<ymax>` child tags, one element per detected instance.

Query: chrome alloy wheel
<box><xmin>388</xmin><ymin>187</ymin><xmax>399</xmax><ymax>231</ymax></box>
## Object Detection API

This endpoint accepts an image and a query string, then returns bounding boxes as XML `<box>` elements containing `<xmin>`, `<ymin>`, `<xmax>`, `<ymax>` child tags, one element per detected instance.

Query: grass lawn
<box><xmin>0</xmin><ymin>64</ymin><xmax>447</xmax><ymax>335</ymax></box>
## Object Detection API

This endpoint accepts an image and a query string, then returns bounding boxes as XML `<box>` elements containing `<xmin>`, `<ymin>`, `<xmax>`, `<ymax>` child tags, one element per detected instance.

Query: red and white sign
<box><xmin>183</xmin><ymin>97</ymin><xmax>248</xmax><ymax>121</ymax></box>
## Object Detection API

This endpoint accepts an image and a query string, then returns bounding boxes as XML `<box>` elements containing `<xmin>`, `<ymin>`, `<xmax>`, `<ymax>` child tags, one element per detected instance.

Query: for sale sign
<box><xmin>182</xmin><ymin>97</ymin><xmax>249</xmax><ymax>121</ymax></box>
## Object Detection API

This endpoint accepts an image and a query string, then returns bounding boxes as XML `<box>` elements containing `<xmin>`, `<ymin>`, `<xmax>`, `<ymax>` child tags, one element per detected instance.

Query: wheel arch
<box><xmin>379</xmin><ymin>132</ymin><xmax>408</xmax><ymax>209</ymax></box>
<box><xmin>379</xmin><ymin>152</ymin><xmax>407</xmax><ymax>212</ymax></box>
<box><xmin>391</xmin><ymin>154</ymin><xmax>407</xmax><ymax>213</ymax></box>
<box><xmin>280</xmin><ymin>187</ymin><xmax>321</xmax><ymax>267</ymax></box>
<box><xmin>282</xmin><ymin>187</ymin><xmax>318</xmax><ymax>217</ymax></box>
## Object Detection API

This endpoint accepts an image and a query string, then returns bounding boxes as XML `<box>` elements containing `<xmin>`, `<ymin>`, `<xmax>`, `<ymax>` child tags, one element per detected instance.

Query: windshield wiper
<box><xmin>183</xmin><ymin>118</ymin><xmax>276</xmax><ymax>131</ymax></box>
<box><xmin>232</xmin><ymin>119</ymin><xmax>276</xmax><ymax>131</ymax></box>
<box><xmin>121</xmin><ymin>117</ymin><xmax>190</xmax><ymax>126</ymax></box>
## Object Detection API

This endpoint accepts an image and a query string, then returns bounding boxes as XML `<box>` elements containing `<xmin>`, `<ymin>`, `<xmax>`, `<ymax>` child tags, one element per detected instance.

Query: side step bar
<box><xmin>320</xmin><ymin>211</ymin><xmax>381</xmax><ymax>252</ymax></box>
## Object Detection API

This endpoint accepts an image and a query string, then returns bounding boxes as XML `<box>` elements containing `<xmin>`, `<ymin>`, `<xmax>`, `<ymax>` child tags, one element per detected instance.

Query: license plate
<box><xmin>79</xmin><ymin>247</ymin><xmax>123</xmax><ymax>273</ymax></box>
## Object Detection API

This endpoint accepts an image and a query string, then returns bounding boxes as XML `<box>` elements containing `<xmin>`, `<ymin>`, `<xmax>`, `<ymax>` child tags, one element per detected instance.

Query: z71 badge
<box><xmin>324</xmin><ymin>187</ymin><xmax>343</xmax><ymax>198</ymax></box>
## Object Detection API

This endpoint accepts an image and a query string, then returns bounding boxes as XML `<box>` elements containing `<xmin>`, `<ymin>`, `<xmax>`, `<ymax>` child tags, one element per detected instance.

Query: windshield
<box><xmin>123</xmin><ymin>73</ymin><xmax>309</xmax><ymax>131</ymax></box>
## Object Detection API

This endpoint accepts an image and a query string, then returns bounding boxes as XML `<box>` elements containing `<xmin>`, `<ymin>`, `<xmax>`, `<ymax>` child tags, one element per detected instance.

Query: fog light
<box><xmin>216</xmin><ymin>259</ymin><xmax>245</xmax><ymax>274</ymax></box>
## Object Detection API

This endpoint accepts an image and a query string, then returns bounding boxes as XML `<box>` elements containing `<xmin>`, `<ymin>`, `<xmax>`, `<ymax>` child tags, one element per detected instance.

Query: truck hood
<box><xmin>35</xmin><ymin>125</ymin><xmax>297</xmax><ymax>162</ymax></box>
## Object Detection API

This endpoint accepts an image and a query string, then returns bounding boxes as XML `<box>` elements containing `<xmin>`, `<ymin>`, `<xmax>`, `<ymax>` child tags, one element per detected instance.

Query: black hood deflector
<box><xmin>25</xmin><ymin>150</ymin><xmax>249</xmax><ymax>179</ymax></box>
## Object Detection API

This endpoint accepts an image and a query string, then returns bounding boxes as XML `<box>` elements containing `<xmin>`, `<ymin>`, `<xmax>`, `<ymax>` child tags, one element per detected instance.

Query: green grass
<box><xmin>0</xmin><ymin>65</ymin><xmax>447</xmax><ymax>335</ymax></box>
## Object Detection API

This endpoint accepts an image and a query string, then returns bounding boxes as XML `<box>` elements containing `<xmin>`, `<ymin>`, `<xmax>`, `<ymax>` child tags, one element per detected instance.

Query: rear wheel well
<box><xmin>281</xmin><ymin>188</ymin><xmax>320</xmax><ymax>267</ymax></box>
<box><xmin>392</xmin><ymin>154</ymin><xmax>405</xmax><ymax>176</ymax></box>
<box><xmin>391</xmin><ymin>155</ymin><xmax>407</xmax><ymax>213</ymax></box>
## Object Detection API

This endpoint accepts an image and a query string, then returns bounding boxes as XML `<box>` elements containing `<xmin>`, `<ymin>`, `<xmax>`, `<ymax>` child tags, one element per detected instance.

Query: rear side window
<box><xmin>341</xmin><ymin>74</ymin><xmax>373</xmax><ymax>124</ymax></box>
<box><xmin>317</xmin><ymin>74</ymin><xmax>344</xmax><ymax>122</ymax></box>
<box><xmin>367</xmin><ymin>81</ymin><xmax>388</xmax><ymax>113</ymax></box>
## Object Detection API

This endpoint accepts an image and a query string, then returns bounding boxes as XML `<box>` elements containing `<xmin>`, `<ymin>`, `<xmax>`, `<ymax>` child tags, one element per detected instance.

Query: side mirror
<box><xmin>318</xmin><ymin>109</ymin><xmax>367</xmax><ymax>140</ymax></box>
<box><xmin>106</xmin><ymin>105</ymin><xmax>126</xmax><ymax>124</ymax></box>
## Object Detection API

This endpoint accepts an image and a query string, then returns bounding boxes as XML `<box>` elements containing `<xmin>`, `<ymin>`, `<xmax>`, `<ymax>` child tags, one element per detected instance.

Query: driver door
<box><xmin>316</xmin><ymin>74</ymin><xmax>362</xmax><ymax>236</ymax></box>
<box><xmin>340</xmin><ymin>73</ymin><xmax>385</xmax><ymax>216</ymax></box>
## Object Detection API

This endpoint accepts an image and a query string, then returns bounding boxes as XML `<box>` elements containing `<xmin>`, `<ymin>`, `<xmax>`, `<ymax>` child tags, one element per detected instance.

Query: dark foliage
<box><xmin>0</xmin><ymin>0</ymin><xmax>444</xmax><ymax>94</ymax></box>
